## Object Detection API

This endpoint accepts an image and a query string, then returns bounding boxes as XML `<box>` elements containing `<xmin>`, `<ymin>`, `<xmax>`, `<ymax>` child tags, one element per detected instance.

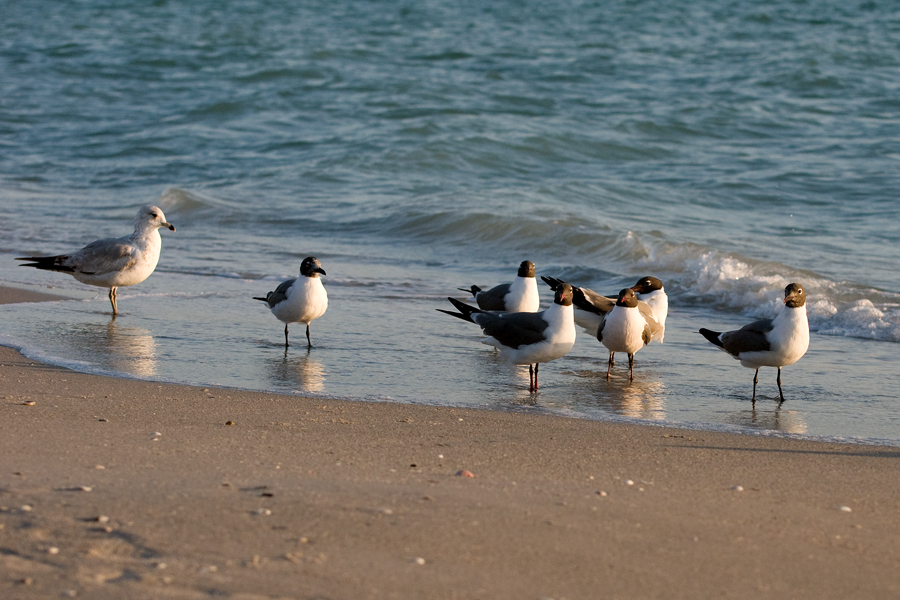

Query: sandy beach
<box><xmin>1</xmin><ymin>286</ymin><xmax>899</xmax><ymax>599</ymax></box>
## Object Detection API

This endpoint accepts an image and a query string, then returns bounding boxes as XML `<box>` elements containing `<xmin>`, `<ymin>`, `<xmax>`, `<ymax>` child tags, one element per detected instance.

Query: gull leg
<box><xmin>606</xmin><ymin>352</ymin><xmax>614</xmax><ymax>380</ymax></box>
<box><xmin>528</xmin><ymin>364</ymin><xmax>534</xmax><ymax>392</ymax></box>
<box><xmin>751</xmin><ymin>368</ymin><xmax>759</xmax><ymax>404</ymax></box>
<box><xmin>628</xmin><ymin>353</ymin><xmax>635</xmax><ymax>382</ymax></box>
<box><xmin>306</xmin><ymin>324</ymin><xmax>313</xmax><ymax>349</ymax></box>
<box><xmin>534</xmin><ymin>363</ymin><xmax>539</xmax><ymax>390</ymax></box>
<box><xmin>108</xmin><ymin>287</ymin><xmax>118</xmax><ymax>315</ymax></box>
<box><xmin>284</xmin><ymin>324</ymin><xmax>290</xmax><ymax>348</ymax></box>
<box><xmin>777</xmin><ymin>367</ymin><xmax>785</xmax><ymax>403</ymax></box>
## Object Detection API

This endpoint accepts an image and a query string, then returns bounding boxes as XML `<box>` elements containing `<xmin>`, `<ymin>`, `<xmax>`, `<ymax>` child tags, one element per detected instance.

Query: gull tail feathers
<box><xmin>16</xmin><ymin>255</ymin><xmax>74</xmax><ymax>273</ymax></box>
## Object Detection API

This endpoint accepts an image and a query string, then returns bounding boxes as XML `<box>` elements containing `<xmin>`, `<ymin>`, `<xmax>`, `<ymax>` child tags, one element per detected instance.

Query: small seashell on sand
<box><xmin>48</xmin><ymin>547</ymin><xmax>60</xmax><ymax>555</ymax></box>
<box><xmin>456</xmin><ymin>470</ymin><xmax>475</xmax><ymax>478</ymax></box>
<box><xmin>23</xmin><ymin>400</ymin><xmax>35</xmax><ymax>406</ymax></box>
<box><xmin>413</xmin><ymin>557</ymin><xmax>426</xmax><ymax>565</ymax></box>
<box><xmin>96</xmin><ymin>515</ymin><xmax>110</xmax><ymax>523</ymax></box>
<box><xmin>839</xmin><ymin>506</ymin><xmax>852</xmax><ymax>513</ymax></box>
<box><xmin>731</xmin><ymin>485</ymin><xmax>744</xmax><ymax>492</ymax></box>
<box><xmin>78</xmin><ymin>486</ymin><xmax>92</xmax><ymax>492</ymax></box>
<box><xmin>624</xmin><ymin>479</ymin><xmax>634</xmax><ymax>486</ymax></box>
<box><xmin>597</xmin><ymin>491</ymin><xmax>608</xmax><ymax>497</ymax></box>
<box><xmin>226</xmin><ymin>421</ymin><xmax>235</xmax><ymax>426</ymax></box>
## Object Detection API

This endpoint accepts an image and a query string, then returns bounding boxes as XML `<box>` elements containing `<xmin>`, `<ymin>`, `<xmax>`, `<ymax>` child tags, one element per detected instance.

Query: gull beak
<box><xmin>315</xmin><ymin>267</ymin><xmax>326</xmax><ymax>276</ymax></box>
<box><xmin>164</xmin><ymin>222</ymin><xmax>176</xmax><ymax>232</ymax></box>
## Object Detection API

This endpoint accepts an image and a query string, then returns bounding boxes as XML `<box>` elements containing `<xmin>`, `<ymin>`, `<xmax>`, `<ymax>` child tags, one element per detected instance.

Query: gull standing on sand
<box><xmin>699</xmin><ymin>283</ymin><xmax>809</xmax><ymax>404</ymax></box>
<box><xmin>541</xmin><ymin>276</ymin><xmax>663</xmax><ymax>342</ymax></box>
<box><xmin>254</xmin><ymin>256</ymin><xmax>328</xmax><ymax>348</ymax></box>
<box><xmin>16</xmin><ymin>205</ymin><xmax>175</xmax><ymax>315</ymax></box>
<box><xmin>438</xmin><ymin>283</ymin><xmax>576</xmax><ymax>392</ymax></box>
<box><xmin>598</xmin><ymin>288</ymin><xmax>654</xmax><ymax>381</ymax></box>
<box><xmin>458</xmin><ymin>260</ymin><xmax>540</xmax><ymax>313</ymax></box>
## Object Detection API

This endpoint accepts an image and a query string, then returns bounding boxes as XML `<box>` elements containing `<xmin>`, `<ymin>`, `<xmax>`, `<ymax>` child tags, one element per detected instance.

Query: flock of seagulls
<box><xmin>442</xmin><ymin>262</ymin><xmax>809</xmax><ymax>403</ymax></box>
<box><xmin>15</xmin><ymin>206</ymin><xmax>810</xmax><ymax>403</ymax></box>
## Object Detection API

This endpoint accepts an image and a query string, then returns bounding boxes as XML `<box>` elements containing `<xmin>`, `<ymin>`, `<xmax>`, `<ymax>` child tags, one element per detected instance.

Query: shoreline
<box><xmin>2</xmin><ymin>285</ymin><xmax>900</xmax><ymax>598</ymax></box>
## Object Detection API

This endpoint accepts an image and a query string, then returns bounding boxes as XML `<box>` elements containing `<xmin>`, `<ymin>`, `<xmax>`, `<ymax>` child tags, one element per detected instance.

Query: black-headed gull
<box><xmin>598</xmin><ymin>288</ymin><xmax>654</xmax><ymax>381</ymax></box>
<box><xmin>458</xmin><ymin>260</ymin><xmax>539</xmax><ymax>313</ymax></box>
<box><xmin>631</xmin><ymin>276</ymin><xmax>668</xmax><ymax>342</ymax></box>
<box><xmin>699</xmin><ymin>283</ymin><xmax>809</xmax><ymax>403</ymax></box>
<box><xmin>439</xmin><ymin>283</ymin><xmax>576</xmax><ymax>391</ymax></box>
<box><xmin>255</xmin><ymin>256</ymin><xmax>328</xmax><ymax>348</ymax></box>
<box><xmin>17</xmin><ymin>205</ymin><xmax>175</xmax><ymax>315</ymax></box>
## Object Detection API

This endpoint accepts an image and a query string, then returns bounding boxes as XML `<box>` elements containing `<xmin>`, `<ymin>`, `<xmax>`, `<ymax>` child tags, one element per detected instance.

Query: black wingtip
<box><xmin>457</xmin><ymin>285</ymin><xmax>481</xmax><ymax>297</ymax></box>
<box><xmin>698</xmin><ymin>328</ymin><xmax>724</xmax><ymax>348</ymax></box>
<box><xmin>540</xmin><ymin>275</ymin><xmax>564</xmax><ymax>290</ymax></box>
<box><xmin>252</xmin><ymin>296</ymin><xmax>269</xmax><ymax>302</ymax></box>
<box><xmin>15</xmin><ymin>256</ymin><xmax>75</xmax><ymax>273</ymax></box>
<box><xmin>440</xmin><ymin>297</ymin><xmax>482</xmax><ymax>323</ymax></box>
<box><xmin>436</xmin><ymin>308</ymin><xmax>469</xmax><ymax>322</ymax></box>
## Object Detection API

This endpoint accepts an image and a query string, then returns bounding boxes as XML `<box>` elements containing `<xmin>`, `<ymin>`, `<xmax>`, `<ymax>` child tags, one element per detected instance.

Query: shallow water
<box><xmin>1</xmin><ymin>0</ymin><xmax>899</xmax><ymax>444</ymax></box>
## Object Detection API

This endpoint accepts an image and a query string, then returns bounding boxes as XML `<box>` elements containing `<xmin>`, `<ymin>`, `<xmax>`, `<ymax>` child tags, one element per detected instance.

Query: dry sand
<box><xmin>1</xmin><ymin>285</ymin><xmax>899</xmax><ymax>599</ymax></box>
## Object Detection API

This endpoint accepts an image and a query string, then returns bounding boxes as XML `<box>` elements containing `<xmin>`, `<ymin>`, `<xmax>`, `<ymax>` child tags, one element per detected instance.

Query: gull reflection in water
<box><xmin>600</xmin><ymin>377</ymin><xmax>668</xmax><ymax>420</ymax></box>
<box><xmin>728</xmin><ymin>403</ymin><xmax>808</xmax><ymax>434</ymax></box>
<box><xmin>104</xmin><ymin>318</ymin><xmax>158</xmax><ymax>377</ymax></box>
<box><xmin>563</xmin><ymin>368</ymin><xmax>668</xmax><ymax>420</ymax></box>
<box><xmin>268</xmin><ymin>350</ymin><xmax>326</xmax><ymax>393</ymax></box>
<box><xmin>64</xmin><ymin>318</ymin><xmax>158</xmax><ymax>377</ymax></box>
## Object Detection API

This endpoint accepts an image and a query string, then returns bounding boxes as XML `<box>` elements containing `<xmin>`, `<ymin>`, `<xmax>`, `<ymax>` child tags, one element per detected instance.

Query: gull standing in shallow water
<box><xmin>254</xmin><ymin>257</ymin><xmax>328</xmax><ymax>348</ymax></box>
<box><xmin>598</xmin><ymin>288</ymin><xmax>654</xmax><ymax>381</ymax></box>
<box><xmin>458</xmin><ymin>260</ymin><xmax>540</xmax><ymax>313</ymax></box>
<box><xmin>438</xmin><ymin>283</ymin><xmax>576</xmax><ymax>392</ymax></box>
<box><xmin>16</xmin><ymin>205</ymin><xmax>175</xmax><ymax>315</ymax></box>
<box><xmin>631</xmin><ymin>276</ymin><xmax>668</xmax><ymax>342</ymax></box>
<box><xmin>699</xmin><ymin>283</ymin><xmax>809</xmax><ymax>404</ymax></box>
<box><xmin>541</xmin><ymin>275</ymin><xmax>665</xmax><ymax>343</ymax></box>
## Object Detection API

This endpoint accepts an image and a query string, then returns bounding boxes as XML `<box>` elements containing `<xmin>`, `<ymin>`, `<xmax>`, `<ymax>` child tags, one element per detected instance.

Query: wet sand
<box><xmin>1</xmin><ymin>285</ymin><xmax>899</xmax><ymax>599</ymax></box>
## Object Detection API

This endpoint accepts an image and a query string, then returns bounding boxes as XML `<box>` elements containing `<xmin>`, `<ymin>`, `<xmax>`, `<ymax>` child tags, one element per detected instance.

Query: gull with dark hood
<box><xmin>699</xmin><ymin>283</ymin><xmax>810</xmax><ymax>403</ymax></box>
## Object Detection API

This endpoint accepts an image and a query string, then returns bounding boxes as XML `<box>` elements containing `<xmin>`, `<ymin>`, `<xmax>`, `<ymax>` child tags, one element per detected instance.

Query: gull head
<box><xmin>783</xmin><ymin>283</ymin><xmax>806</xmax><ymax>308</ymax></box>
<box><xmin>300</xmin><ymin>256</ymin><xmax>326</xmax><ymax>278</ymax></box>
<box><xmin>615</xmin><ymin>288</ymin><xmax>640</xmax><ymax>308</ymax></box>
<box><xmin>631</xmin><ymin>276</ymin><xmax>663</xmax><ymax>294</ymax></box>
<box><xmin>136</xmin><ymin>205</ymin><xmax>176</xmax><ymax>232</ymax></box>
<box><xmin>554</xmin><ymin>282</ymin><xmax>573</xmax><ymax>306</ymax></box>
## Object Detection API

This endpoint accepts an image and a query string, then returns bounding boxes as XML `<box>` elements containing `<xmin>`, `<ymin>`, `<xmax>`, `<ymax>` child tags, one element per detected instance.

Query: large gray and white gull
<box><xmin>458</xmin><ymin>260</ymin><xmax>540</xmax><ymax>313</ymax></box>
<box><xmin>254</xmin><ymin>256</ymin><xmax>329</xmax><ymax>348</ymax></box>
<box><xmin>699</xmin><ymin>283</ymin><xmax>809</xmax><ymax>403</ymax></box>
<box><xmin>16</xmin><ymin>205</ymin><xmax>175</xmax><ymax>315</ymax></box>
<box><xmin>438</xmin><ymin>283</ymin><xmax>576</xmax><ymax>392</ymax></box>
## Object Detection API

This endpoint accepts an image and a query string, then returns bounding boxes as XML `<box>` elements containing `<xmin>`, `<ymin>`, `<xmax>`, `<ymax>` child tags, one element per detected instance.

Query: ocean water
<box><xmin>1</xmin><ymin>0</ymin><xmax>899</xmax><ymax>444</ymax></box>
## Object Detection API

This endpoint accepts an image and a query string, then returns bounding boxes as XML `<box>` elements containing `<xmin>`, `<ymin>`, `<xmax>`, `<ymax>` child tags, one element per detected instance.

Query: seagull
<box><xmin>541</xmin><ymin>276</ymin><xmax>662</xmax><ymax>343</ymax></box>
<box><xmin>458</xmin><ymin>260</ymin><xmax>540</xmax><ymax>313</ymax></box>
<box><xmin>699</xmin><ymin>283</ymin><xmax>809</xmax><ymax>403</ymax></box>
<box><xmin>254</xmin><ymin>256</ymin><xmax>328</xmax><ymax>348</ymax></box>
<box><xmin>16</xmin><ymin>205</ymin><xmax>175</xmax><ymax>315</ymax></box>
<box><xmin>438</xmin><ymin>283</ymin><xmax>576</xmax><ymax>391</ymax></box>
<box><xmin>631</xmin><ymin>276</ymin><xmax>668</xmax><ymax>342</ymax></box>
<box><xmin>598</xmin><ymin>288</ymin><xmax>654</xmax><ymax>381</ymax></box>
